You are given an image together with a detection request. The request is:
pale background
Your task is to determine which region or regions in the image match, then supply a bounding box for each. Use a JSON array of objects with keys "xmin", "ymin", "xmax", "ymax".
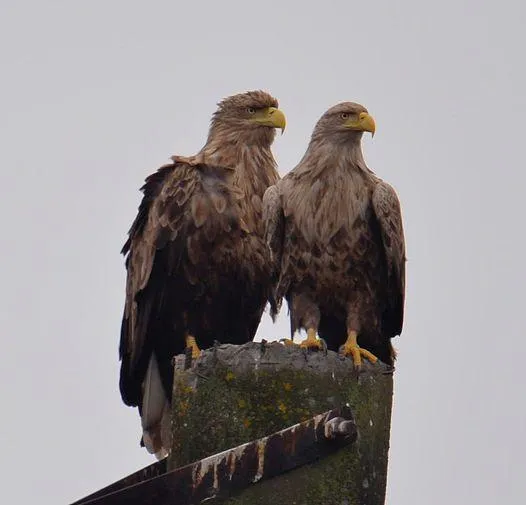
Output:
[{"xmin": 1, "ymin": 1, "xmax": 525, "ymax": 503}]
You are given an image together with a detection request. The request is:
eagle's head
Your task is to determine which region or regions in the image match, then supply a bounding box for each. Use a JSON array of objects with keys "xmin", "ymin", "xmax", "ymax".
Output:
[
  {"xmin": 208, "ymin": 90, "xmax": 286, "ymax": 147},
  {"xmin": 312, "ymin": 102, "xmax": 376, "ymax": 144}
]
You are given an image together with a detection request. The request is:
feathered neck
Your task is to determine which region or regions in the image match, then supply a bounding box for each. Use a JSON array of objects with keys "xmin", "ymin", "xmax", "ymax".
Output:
[
  {"xmin": 295, "ymin": 135, "xmax": 369, "ymax": 177},
  {"xmin": 198, "ymin": 123, "xmax": 276, "ymax": 169},
  {"xmin": 283, "ymin": 134, "xmax": 375, "ymax": 245},
  {"xmin": 195, "ymin": 125, "xmax": 279, "ymax": 233}
]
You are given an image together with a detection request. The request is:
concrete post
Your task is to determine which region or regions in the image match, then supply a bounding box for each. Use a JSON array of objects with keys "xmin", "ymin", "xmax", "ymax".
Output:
[{"xmin": 169, "ymin": 342, "xmax": 393, "ymax": 505}]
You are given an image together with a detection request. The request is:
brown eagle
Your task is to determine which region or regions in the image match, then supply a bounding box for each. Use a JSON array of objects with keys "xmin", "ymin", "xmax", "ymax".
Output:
[
  {"xmin": 263, "ymin": 102, "xmax": 405, "ymax": 367},
  {"xmin": 119, "ymin": 91, "xmax": 285, "ymax": 457}
]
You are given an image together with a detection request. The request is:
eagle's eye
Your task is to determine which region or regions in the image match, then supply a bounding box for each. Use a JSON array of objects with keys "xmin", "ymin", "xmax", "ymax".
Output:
[
  {"xmin": 247, "ymin": 107, "xmax": 256, "ymax": 115},
  {"xmin": 340, "ymin": 112, "xmax": 349, "ymax": 120}
]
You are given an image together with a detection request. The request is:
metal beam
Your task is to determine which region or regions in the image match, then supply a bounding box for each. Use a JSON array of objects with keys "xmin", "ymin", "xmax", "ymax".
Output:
[{"xmin": 72, "ymin": 406, "xmax": 356, "ymax": 505}]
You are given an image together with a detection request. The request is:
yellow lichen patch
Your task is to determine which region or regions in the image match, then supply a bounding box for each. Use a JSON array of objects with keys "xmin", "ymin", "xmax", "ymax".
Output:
[
  {"xmin": 243, "ymin": 418, "xmax": 251, "ymax": 428},
  {"xmin": 283, "ymin": 382, "xmax": 293, "ymax": 391},
  {"xmin": 179, "ymin": 399, "xmax": 190, "ymax": 415},
  {"xmin": 180, "ymin": 384, "xmax": 194, "ymax": 395},
  {"xmin": 278, "ymin": 402, "xmax": 287, "ymax": 413},
  {"xmin": 238, "ymin": 399, "xmax": 246, "ymax": 409},
  {"xmin": 225, "ymin": 371, "xmax": 235, "ymax": 382}
]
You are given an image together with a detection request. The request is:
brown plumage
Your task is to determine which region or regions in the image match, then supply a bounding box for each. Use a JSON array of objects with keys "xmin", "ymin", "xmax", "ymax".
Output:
[
  {"xmin": 119, "ymin": 91, "xmax": 285, "ymax": 457},
  {"xmin": 263, "ymin": 102, "xmax": 405, "ymax": 367}
]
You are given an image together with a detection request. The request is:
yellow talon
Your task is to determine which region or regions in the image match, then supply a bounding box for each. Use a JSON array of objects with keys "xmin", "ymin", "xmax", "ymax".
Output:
[
  {"xmin": 280, "ymin": 338, "xmax": 297, "ymax": 347},
  {"xmin": 340, "ymin": 331, "xmax": 378, "ymax": 367},
  {"xmin": 299, "ymin": 328, "xmax": 324, "ymax": 351},
  {"xmin": 185, "ymin": 335, "xmax": 201, "ymax": 359}
]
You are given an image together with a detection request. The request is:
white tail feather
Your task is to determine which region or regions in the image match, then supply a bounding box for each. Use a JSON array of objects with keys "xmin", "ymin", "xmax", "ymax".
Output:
[{"xmin": 141, "ymin": 354, "xmax": 170, "ymax": 457}]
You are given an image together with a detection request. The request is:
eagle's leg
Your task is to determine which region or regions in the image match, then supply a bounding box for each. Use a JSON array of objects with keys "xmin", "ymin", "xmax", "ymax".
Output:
[
  {"xmin": 340, "ymin": 330, "xmax": 378, "ymax": 367},
  {"xmin": 185, "ymin": 335, "xmax": 201, "ymax": 359},
  {"xmin": 288, "ymin": 294, "xmax": 324, "ymax": 350},
  {"xmin": 299, "ymin": 328, "xmax": 325, "ymax": 351}
]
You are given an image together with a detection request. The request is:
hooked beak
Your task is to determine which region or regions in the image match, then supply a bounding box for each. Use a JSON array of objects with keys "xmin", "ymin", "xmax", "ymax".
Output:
[
  {"xmin": 344, "ymin": 112, "xmax": 376, "ymax": 137},
  {"xmin": 251, "ymin": 106, "xmax": 286, "ymax": 134}
]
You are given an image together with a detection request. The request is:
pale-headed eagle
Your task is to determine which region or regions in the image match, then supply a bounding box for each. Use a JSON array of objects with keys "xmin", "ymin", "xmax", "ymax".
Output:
[
  {"xmin": 263, "ymin": 102, "xmax": 405, "ymax": 367},
  {"xmin": 119, "ymin": 91, "xmax": 286, "ymax": 457}
]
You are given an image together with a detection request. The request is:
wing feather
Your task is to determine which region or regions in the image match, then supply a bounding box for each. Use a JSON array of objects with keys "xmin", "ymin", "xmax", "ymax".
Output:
[
  {"xmin": 119, "ymin": 161, "xmax": 199, "ymax": 406},
  {"xmin": 191, "ymin": 193, "xmax": 209, "ymax": 228},
  {"xmin": 262, "ymin": 184, "xmax": 285, "ymax": 318},
  {"xmin": 371, "ymin": 181, "xmax": 406, "ymax": 337}
]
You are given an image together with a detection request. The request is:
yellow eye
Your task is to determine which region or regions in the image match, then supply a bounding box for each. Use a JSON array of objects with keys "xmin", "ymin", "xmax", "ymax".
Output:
[
  {"xmin": 341, "ymin": 112, "xmax": 349, "ymax": 120},
  {"xmin": 247, "ymin": 107, "xmax": 256, "ymax": 114}
]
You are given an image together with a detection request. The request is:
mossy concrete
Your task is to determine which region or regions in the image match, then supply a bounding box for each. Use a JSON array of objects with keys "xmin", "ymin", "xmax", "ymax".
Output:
[{"xmin": 169, "ymin": 342, "xmax": 393, "ymax": 505}]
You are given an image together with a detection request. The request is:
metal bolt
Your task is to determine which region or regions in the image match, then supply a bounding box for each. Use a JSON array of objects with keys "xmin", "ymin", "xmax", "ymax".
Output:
[{"xmin": 324, "ymin": 417, "xmax": 355, "ymax": 439}]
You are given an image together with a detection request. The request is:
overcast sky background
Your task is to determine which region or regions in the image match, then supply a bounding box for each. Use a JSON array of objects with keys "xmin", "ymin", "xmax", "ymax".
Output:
[{"xmin": 1, "ymin": 1, "xmax": 525, "ymax": 503}]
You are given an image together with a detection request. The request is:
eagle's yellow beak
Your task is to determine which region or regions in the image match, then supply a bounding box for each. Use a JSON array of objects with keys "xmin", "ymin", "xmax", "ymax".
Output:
[
  {"xmin": 251, "ymin": 107, "xmax": 286, "ymax": 133},
  {"xmin": 344, "ymin": 112, "xmax": 376, "ymax": 137}
]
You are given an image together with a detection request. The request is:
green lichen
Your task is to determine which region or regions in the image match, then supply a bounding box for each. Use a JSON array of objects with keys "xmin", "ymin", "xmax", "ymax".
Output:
[
  {"xmin": 220, "ymin": 372, "xmax": 392, "ymax": 505},
  {"xmin": 169, "ymin": 345, "xmax": 393, "ymax": 505}
]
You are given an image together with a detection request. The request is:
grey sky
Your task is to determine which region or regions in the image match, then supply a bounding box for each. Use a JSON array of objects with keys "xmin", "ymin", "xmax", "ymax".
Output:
[{"xmin": 1, "ymin": 1, "xmax": 525, "ymax": 503}]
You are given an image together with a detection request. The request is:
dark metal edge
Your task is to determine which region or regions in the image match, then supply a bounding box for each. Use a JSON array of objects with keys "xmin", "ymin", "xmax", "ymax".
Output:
[{"xmin": 72, "ymin": 406, "xmax": 356, "ymax": 505}]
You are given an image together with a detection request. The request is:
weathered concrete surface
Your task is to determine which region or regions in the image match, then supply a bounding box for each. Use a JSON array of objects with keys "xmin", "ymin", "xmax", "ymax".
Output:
[{"xmin": 169, "ymin": 341, "xmax": 393, "ymax": 505}]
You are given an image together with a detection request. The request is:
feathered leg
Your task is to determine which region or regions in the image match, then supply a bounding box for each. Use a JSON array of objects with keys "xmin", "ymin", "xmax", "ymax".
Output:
[
  {"xmin": 291, "ymin": 293, "xmax": 326, "ymax": 351},
  {"xmin": 340, "ymin": 303, "xmax": 378, "ymax": 366}
]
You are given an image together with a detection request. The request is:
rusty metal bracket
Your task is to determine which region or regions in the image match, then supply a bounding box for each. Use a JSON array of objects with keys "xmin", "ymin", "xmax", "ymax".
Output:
[{"xmin": 72, "ymin": 406, "xmax": 356, "ymax": 505}]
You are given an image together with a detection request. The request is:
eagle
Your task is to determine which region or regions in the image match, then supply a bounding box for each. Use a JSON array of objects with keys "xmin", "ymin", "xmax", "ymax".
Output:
[
  {"xmin": 263, "ymin": 102, "xmax": 405, "ymax": 367},
  {"xmin": 119, "ymin": 90, "xmax": 286, "ymax": 457}
]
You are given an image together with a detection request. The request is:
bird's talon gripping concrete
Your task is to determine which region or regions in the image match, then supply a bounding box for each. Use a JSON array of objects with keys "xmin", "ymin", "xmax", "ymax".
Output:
[
  {"xmin": 299, "ymin": 328, "xmax": 325, "ymax": 351},
  {"xmin": 340, "ymin": 331, "xmax": 378, "ymax": 367}
]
